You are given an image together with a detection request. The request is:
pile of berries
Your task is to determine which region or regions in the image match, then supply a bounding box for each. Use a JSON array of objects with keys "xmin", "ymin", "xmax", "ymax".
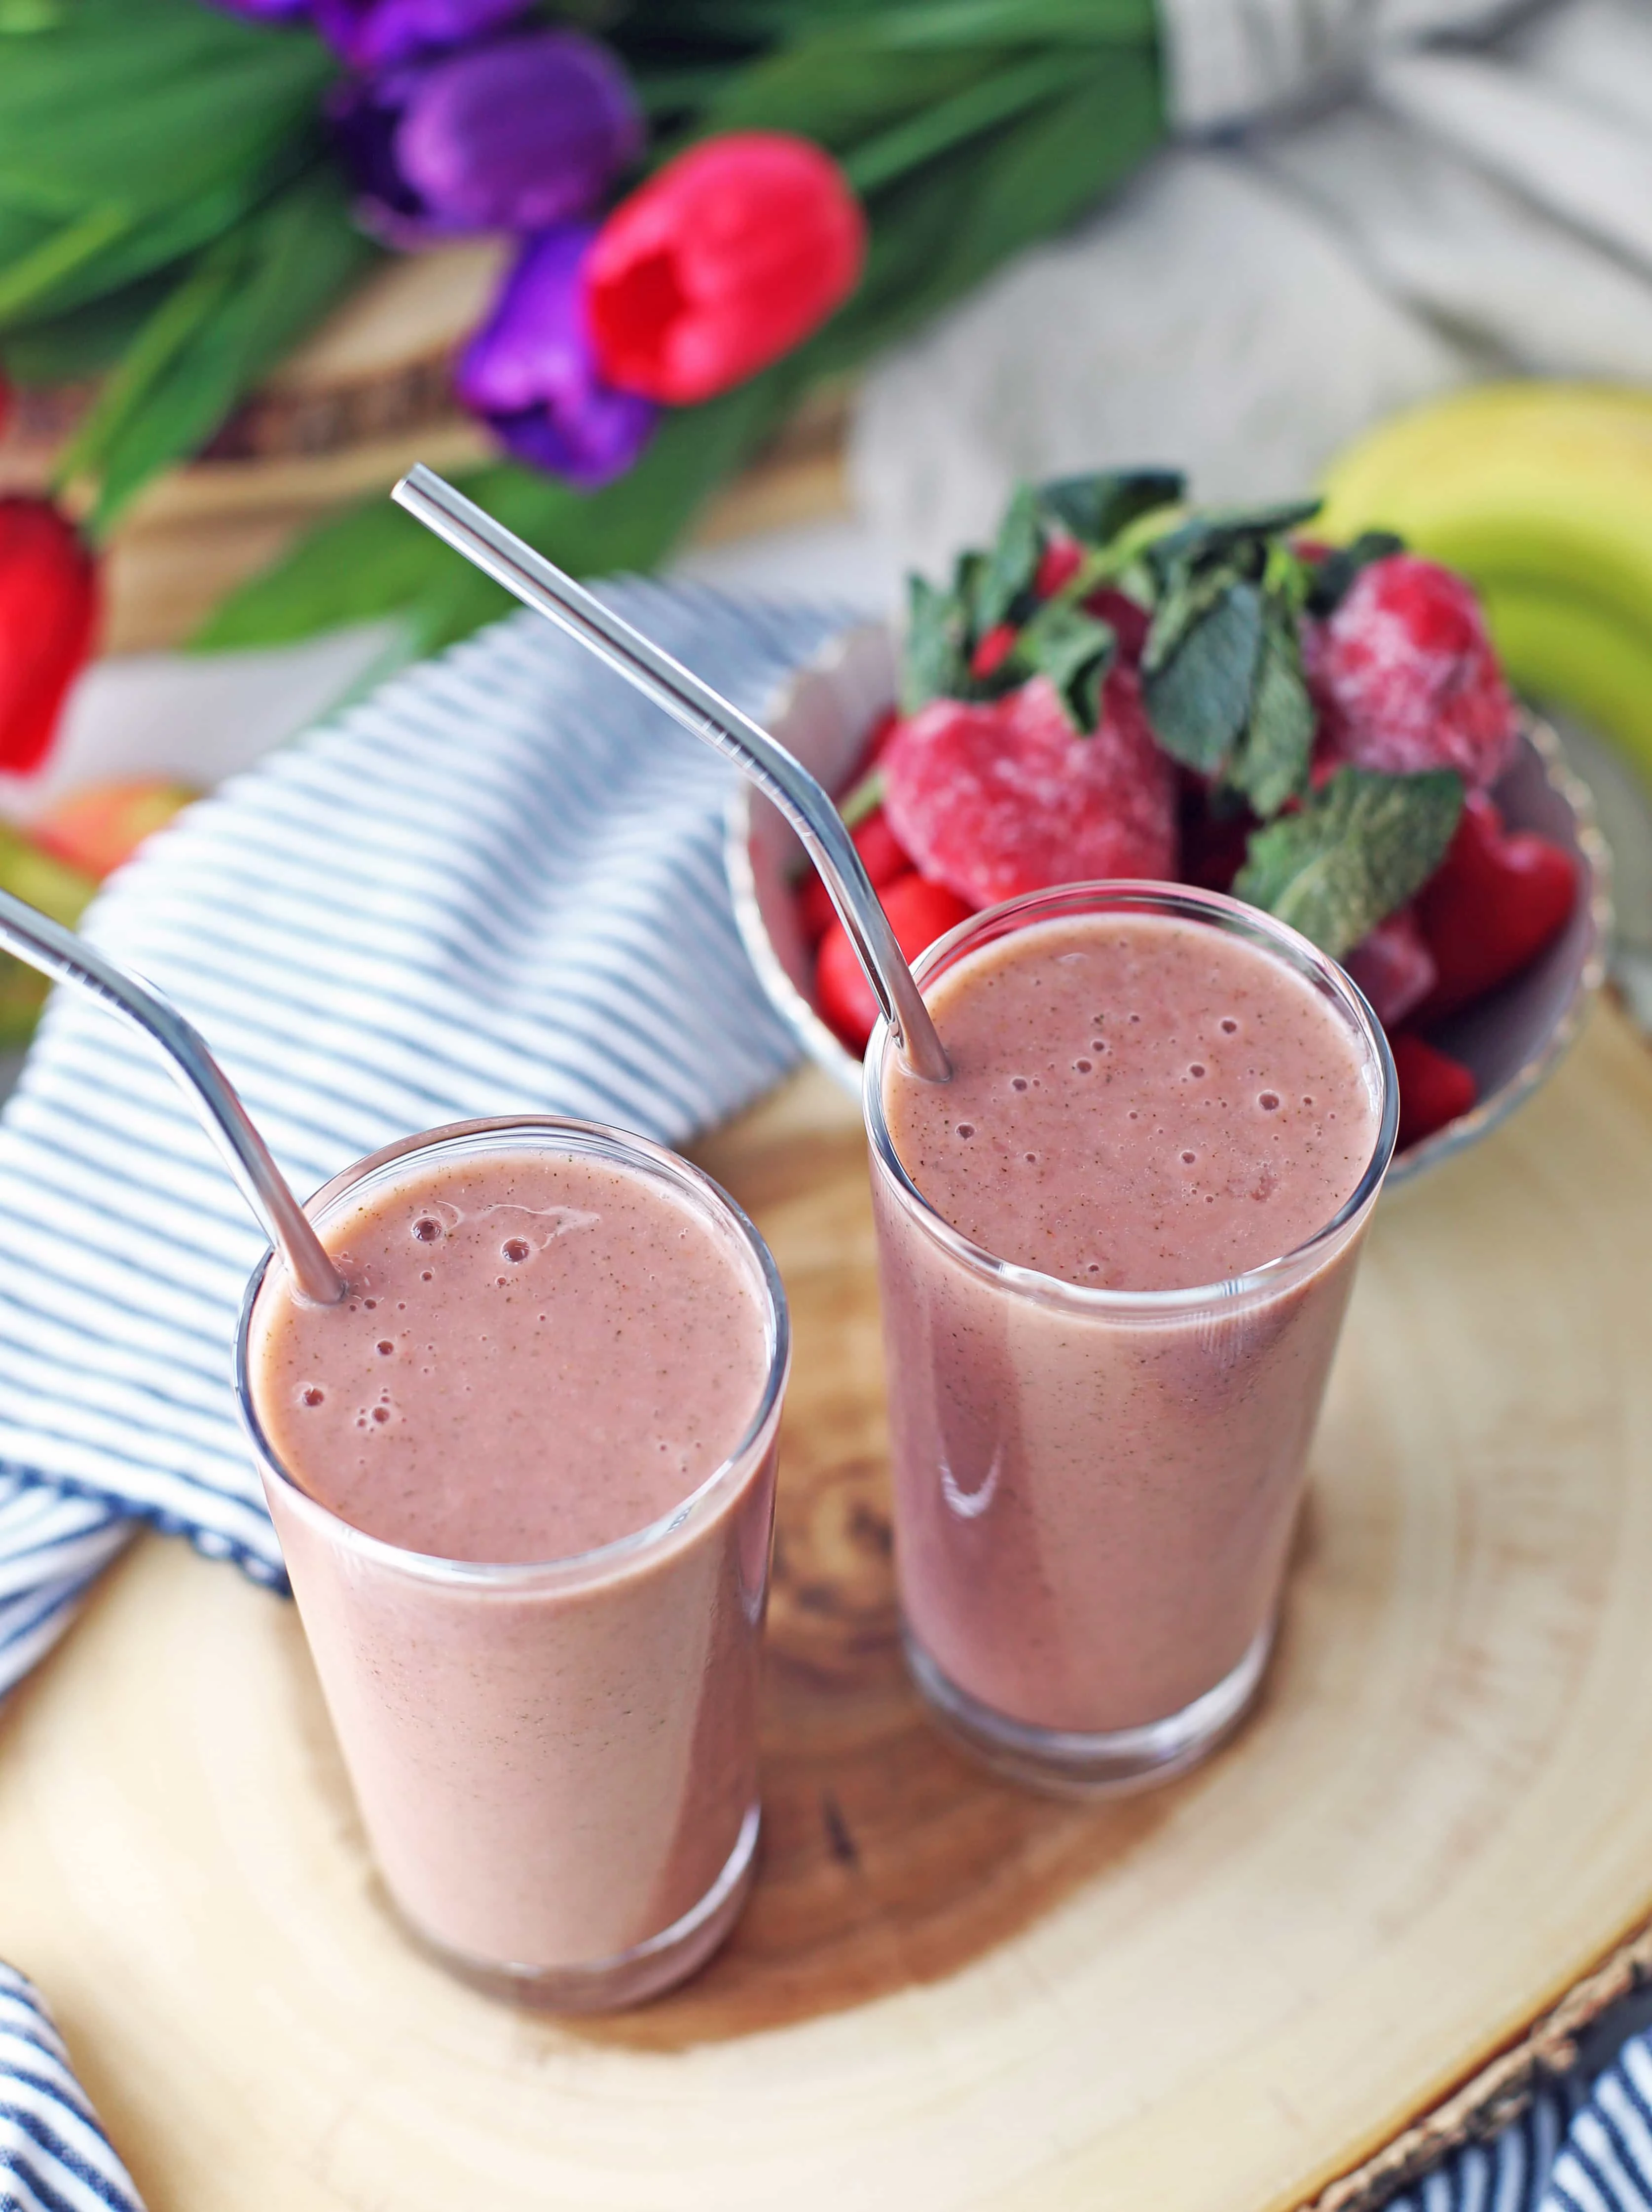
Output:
[{"xmin": 795, "ymin": 479, "xmax": 1580, "ymax": 1154}]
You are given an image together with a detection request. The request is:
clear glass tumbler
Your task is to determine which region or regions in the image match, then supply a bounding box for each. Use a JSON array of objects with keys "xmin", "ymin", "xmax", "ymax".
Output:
[
  {"xmin": 235, "ymin": 1116, "xmax": 788, "ymax": 2010},
  {"xmin": 864, "ymin": 884, "xmax": 1397, "ymax": 1797}
]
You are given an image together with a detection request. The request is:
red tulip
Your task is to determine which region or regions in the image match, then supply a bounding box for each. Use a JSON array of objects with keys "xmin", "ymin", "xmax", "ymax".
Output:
[
  {"xmin": 585, "ymin": 131, "xmax": 865, "ymax": 405},
  {"xmin": 0, "ymin": 498, "xmax": 99, "ymax": 777}
]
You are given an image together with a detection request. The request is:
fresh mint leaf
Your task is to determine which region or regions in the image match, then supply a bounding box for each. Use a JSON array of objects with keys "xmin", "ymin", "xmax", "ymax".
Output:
[
  {"xmin": 1305, "ymin": 530, "xmax": 1406, "ymax": 617},
  {"xmin": 1036, "ymin": 468, "xmax": 1182, "ymax": 549},
  {"xmin": 972, "ymin": 481, "xmax": 1040, "ymax": 631},
  {"xmin": 1234, "ymin": 767, "xmax": 1464, "ymax": 960},
  {"xmin": 903, "ymin": 572, "xmax": 969, "ymax": 709},
  {"xmin": 1142, "ymin": 578, "xmax": 1262, "ymax": 773},
  {"xmin": 1145, "ymin": 498, "xmax": 1322, "ymax": 582},
  {"xmin": 1228, "ymin": 596, "xmax": 1313, "ymax": 816},
  {"xmin": 1142, "ymin": 555, "xmax": 1240, "ymax": 672},
  {"xmin": 1012, "ymin": 599, "xmax": 1116, "ymax": 731}
]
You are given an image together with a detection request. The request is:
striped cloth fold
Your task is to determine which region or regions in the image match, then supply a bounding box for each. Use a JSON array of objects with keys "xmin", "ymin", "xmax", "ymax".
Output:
[
  {"xmin": 0, "ymin": 580, "xmax": 844, "ymax": 1697},
  {"xmin": 1381, "ymin": 2033, "xmax": 1652, "ymax": 2212},
  {"xmin": 1, "ymin": 1965, "xmax": 145, "ymax": 2211}
]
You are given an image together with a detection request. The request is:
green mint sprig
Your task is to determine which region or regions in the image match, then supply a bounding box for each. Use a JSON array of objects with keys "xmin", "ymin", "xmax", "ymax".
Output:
[
  {"xmin": 1138, "ymin": 499, "xmax": 1322, "ymax": 805},
  {"xmin": 898, "ymin": 466, "xmax": 1186, "ymax": 725},
  {"xmin": 1234, "ymin": 768, "xmax": 1465, "ymax": 961}
]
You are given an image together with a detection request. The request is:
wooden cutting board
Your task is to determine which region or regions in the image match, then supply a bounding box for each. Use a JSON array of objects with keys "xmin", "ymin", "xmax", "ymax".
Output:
[{"xmin": 3, "ymin": 1001, "xmax": 1652, "ymax": 2211}]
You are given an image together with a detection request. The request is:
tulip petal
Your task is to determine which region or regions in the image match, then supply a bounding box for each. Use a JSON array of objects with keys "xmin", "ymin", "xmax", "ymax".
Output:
[
  {"xmin": 457, "ymin": 229, "xmax": 658, "ymax": 489},
  {"xmin": 329, "ymin": 70, "xmax": 441, "ymax": 242},
  {"xmin": 396, "ymin": 32, "xmax": 641, "ymax": 233},
  {"xmin": 207, "ymin": 0, "xmax": 314, "ymax": 19},
  {"xmin": 587, "ymin": 131, "xmax": 865, "ymax": 405},
  {"xmin": 312, "ymin": 0, "xmax": 531, "ymax": 70},
  {"xmin": 481, "ymin": 394, "xmax": 657, "ymax": 490}
]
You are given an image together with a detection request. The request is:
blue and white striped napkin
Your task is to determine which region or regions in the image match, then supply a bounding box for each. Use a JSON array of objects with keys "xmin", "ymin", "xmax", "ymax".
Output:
[
  {"xmin": 1, "ymin": 1966, "xmax": 144, "ymax": 2211},
  {"xmin": 0, "ymin": 579, "xmax": 843, "ymax": 1697}
]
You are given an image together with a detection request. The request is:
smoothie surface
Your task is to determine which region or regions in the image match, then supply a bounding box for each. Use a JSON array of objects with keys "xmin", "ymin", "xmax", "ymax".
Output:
[
  {"xmin": 251, "ymin": 1147, "xmax": 770, "ymax": 1561},
  {"xmin": 883, "ymin": 911, "xmax": 1380, "ymax": 1292}
]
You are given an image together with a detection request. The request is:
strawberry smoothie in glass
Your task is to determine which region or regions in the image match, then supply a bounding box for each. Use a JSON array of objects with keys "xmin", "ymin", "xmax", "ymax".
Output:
[
  {"xmin": 236, "ymin": 1116, "xmax": 787, "ymax": 2009},
  {"xmin": 866, "ymin": 884, "xmax": 1396, "ymax": 1795}
]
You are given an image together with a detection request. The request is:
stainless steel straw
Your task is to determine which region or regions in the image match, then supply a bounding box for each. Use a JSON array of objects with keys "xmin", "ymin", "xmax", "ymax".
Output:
[
  {"xmin": 0, "ymin": 888, "xmax": 347, "ymax": 1305},
  {"xmin": 392, "ymin": 463, "xmax": 952, "ymax": 1084}
]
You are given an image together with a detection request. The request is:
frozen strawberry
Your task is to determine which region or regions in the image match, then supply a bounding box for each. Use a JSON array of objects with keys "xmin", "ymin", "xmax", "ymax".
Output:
[
  {"xmin": 881, "ymin": 670, "xmax": 1177, "ymax": 912},
  {"xmin": 1034, "ymin": 537, "xmax": 1083, "ymax": 598},
  {"xmin": 797, "ymin": 806, "xmax": 912, "ymax": 944},
  {"xmin": 1304, "ymin": 553, "xmax": 1517, "ymax": 789},
  {"xmin": 969, "ymin": 622, "xmax": 1018, "ymax": 680},
  {"xmin": 1343, "ymin": 908, "xmax": 1437, "ymax": 1031},
  {"xmin": 1391, "ymin": 1031, "xmax": 1477, "ymax": 1151},
  {"xmin": 815, "ymin": 873, "xmax": 972, "ymax": 1053},
  {"xmin": 1415, "ymin": 789, "xmax": 1577, "ymax": 1019}
]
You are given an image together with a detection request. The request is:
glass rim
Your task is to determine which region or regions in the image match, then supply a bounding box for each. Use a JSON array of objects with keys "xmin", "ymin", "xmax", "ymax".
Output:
[
  {"xmin": 234, "ymin": 1114, "xmax": 790, "ymax": 1589},
  {"xmin": 863, "ymin": 880, "xmax": 1399, "ymax": 1315}
]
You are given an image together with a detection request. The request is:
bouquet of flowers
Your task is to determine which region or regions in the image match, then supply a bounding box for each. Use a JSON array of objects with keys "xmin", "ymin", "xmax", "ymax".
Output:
[{"xmin": 0, "ymin": 0, "xmax": 1165, "ymax": 772}]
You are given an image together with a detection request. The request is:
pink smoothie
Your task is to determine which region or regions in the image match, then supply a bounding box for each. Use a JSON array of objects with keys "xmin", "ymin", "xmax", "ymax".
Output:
[
  {"xmin": 872, "ymin": 907, "xmax": 1384, "ymax": 1742},
  {"xmin": 246, "ymin": 1129, "xmax": 781, "ymax": 1985}
]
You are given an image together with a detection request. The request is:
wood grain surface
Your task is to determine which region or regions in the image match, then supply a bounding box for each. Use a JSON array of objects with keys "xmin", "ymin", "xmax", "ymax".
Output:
[{"xmin": 2, "ymin": 1003, "xmax": 1652, "ymax": 2210}]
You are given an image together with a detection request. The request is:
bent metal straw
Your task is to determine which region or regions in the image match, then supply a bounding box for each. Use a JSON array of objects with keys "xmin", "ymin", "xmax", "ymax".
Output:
[
  {"xmin": 392, "ymin": 463, "xmax": 952, "ymax": 1086},
  {"xmin": 0, "ymin": 886, "xmax": 347, "ymax": 1307}
]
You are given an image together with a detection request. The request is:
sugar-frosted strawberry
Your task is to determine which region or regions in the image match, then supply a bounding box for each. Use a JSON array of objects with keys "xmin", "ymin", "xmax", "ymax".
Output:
[
  {"xmin": 882, "ymin": 669, "xmax": 1177, "ymax": 910},
  {"xmin": 1391, "ymin": 1031, "xmax": 1477, "ymax": 1151},
  {"xmin": 1342, "ymin": 907, "xmax": 1437, "ymax": 1030},
  {"xmin": 1304, "ymin": 553, "xmax": 1517, "ymax": 789}
]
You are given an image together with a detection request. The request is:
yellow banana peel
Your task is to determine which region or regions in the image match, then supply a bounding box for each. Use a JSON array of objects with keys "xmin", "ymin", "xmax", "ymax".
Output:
[
  {"xmin": 1318, "ymin": 381, "xmax": 1652, "ymax": 790},
  {"xmin": 1479, "ymin": 581, "xmax": 1652, "ymax": 792}
]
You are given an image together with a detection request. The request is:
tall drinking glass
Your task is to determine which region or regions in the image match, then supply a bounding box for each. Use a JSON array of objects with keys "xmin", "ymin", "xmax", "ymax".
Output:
[
  {"xmin": 236, "ymin": 1116, "xmax": 787, "ymax": 2010},
  {"xmin": 864, "ymin": 884, "xmax": 1397, "ymax": 1797}
]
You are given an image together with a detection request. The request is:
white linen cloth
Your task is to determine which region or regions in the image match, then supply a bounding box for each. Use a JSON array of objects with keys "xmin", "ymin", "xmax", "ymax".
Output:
[{"xmin": 852, "ymin": 0, "xmax": 1652, "ymax": 574}]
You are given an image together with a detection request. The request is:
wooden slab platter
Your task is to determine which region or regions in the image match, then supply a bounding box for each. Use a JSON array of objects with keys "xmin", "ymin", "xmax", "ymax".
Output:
[{"xmin": 2, "ymin": 1000, "xmax": 1652, "ymax": 2210}]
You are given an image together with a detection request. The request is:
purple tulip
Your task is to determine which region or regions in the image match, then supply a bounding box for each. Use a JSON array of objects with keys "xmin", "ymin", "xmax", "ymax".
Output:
[
  {"xmin": 312, "ymin": 0, "xmax": 531, "ymax": 70},
  {"xmin": 208, "ymin": 0, "xmax": 314, "ymax": 19},
  {"xmin": 401, "ymin": 33, "xmax": 642, "ymax": 230},
  {"xmin": 456, "ymin": 227, "xmax": 657, "ymax": 489},
  {"xmin": 328, "ymin": 67, "xmax": 439, "ymax": 242},
  {"xmin": 332, "ymin": 31, "xmax": 640, "ymax": 245}
]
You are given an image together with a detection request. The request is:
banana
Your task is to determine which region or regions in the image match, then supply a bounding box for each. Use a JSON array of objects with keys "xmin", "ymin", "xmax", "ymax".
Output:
[
  {"xmin": 1479, "ymin": 580, "xmax": 1652, "ymax": 791},
  {"xmin": 1318, "ymin": 383, "xmax": 1652, "ymax": 536},
  {"xmin": 1317, "ymin": 382, "xmax": 1652, "ymax": 788}
]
